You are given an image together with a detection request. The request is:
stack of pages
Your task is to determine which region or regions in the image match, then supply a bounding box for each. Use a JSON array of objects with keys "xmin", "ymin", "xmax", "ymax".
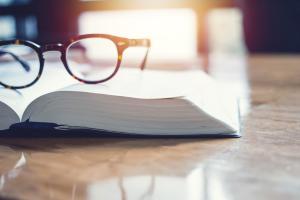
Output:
[{"xmin": 0, "ymin": 68, "xmax": 240, "ymax": 136}]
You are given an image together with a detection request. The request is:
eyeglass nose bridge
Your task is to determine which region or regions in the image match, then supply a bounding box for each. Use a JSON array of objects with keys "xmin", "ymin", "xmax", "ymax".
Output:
[{"xmin": 41, "ymin": 43, "xmax": 64, "ymax": 53}]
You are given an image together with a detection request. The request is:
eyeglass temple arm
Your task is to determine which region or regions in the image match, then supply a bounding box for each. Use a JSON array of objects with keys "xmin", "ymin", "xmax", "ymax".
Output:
[
  {"xmin": 128, "ymin": 39, "xmax": 151, "ymax": 70},
  {"xmin": 0, "ymin": 50, "xmax": 31, "ymax": 72}
]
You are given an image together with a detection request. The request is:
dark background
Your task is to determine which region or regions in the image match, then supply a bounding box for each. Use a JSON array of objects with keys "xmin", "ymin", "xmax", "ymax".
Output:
[{"xmin": 1, "ymin": 0, "xmax": 300, "ymax": 53}]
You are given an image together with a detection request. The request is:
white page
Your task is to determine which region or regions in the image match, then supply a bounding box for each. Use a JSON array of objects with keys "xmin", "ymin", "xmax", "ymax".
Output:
[
  {"xmin": 20, "ymin": 67, "xmax": 239, "ymax": 135},
  {"xmin": 1, "ymin": 63, "xmax": 238, "ymax": 132},
  {"xmin": 60, "ymin": 68, "xmax": 239, "ymax": 129},
  {"xmin": 0, "ymin": 61, "xmax": 77, "ymax": 118},
  {"xmin": 61, "ymin": 68, "xmax": 213, "ymax": 99}
]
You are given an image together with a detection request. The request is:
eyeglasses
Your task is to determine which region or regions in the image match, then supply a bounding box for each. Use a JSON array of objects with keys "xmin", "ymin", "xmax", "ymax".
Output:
[{"xmin": 0, "ymin": 34, "xmax": 151, "ymax": 89}]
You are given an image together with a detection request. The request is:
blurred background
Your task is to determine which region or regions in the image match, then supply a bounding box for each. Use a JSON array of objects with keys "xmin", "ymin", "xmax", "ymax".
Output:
[{"xmin": 1, "ymin": 0, "xmax": 300, "ymax": 65}]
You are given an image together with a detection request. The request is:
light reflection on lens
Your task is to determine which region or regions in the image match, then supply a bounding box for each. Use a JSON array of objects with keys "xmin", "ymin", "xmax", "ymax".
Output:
[
  {"xmin": 0, "ymin": 44, "xmax": 40, "ymax": 87},
  {"xmin": 66, "ymin": 38, "xmax": 119, "ymax": 82}
]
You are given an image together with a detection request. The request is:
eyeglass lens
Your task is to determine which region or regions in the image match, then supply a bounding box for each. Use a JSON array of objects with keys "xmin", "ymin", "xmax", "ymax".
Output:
[
  {"xmin": 66, "ymin": 37, "xmax": 119, "ymax": 82},
  {"xmin": 0, "ymin": 44, "xmax": 40, "ymax": 88}
]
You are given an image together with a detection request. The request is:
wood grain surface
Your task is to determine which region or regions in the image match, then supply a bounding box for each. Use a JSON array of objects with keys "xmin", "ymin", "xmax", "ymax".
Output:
[{"xmin": 0, "ymin": 54, "xmax": 299, "ymax": 200}]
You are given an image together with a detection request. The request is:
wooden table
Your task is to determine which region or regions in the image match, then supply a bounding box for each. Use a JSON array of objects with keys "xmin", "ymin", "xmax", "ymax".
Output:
[{"xmin": 0, "ymin": 55, "xmax": 299, "ymax": 200}]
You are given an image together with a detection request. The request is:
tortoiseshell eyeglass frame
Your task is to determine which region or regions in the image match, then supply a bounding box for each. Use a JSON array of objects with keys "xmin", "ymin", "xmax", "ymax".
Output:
[{"xmin": 0, "ymin": 34, "xmax": 151, "ymax": 89}]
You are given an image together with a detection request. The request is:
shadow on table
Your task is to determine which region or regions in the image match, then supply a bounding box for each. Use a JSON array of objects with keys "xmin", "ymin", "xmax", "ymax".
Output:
[
  {"xmin": 0, "ymin": 126, "xmax": 239, "ymax": 139},
  {"xmin": 0, "ymin": 127, "xmax": 238, "ymax": 152}
]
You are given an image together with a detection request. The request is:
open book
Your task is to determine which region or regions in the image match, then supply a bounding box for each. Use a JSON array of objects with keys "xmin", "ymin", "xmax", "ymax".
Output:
[{"xmin": 0, "ymin": 68, "xmax": 240, "ymax": 136}]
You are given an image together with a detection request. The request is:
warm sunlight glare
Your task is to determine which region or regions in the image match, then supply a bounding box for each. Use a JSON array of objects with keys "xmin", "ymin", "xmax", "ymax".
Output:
[{"xmin": 79, "ymin": 9, "xmax": 197, "ymax": 63}]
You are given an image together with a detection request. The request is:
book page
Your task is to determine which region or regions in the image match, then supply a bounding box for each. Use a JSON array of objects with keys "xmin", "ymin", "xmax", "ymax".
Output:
[
  {"xmin": 0, "ymin": 61, "xmax": 77, "ymax": 118},
  {"xmin": 60, "ymin": 68, "xmax": 212, "ymax": 99},
  {"xmin": 21, "ymin": 67, "xmax": 239, "ymax": 135},
  {"xmin": 185, "ymin": 75, "xmax": 239, "ymax": 131},
  {"xmin": 0, "ymin": 100, "xmax": 20, "ymax": 129}
]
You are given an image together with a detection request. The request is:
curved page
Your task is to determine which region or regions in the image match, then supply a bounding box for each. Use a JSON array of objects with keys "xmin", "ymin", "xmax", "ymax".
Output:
[{"xmin": 0, "ymin": 101, "xmax": 19, "ymax": 131}]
